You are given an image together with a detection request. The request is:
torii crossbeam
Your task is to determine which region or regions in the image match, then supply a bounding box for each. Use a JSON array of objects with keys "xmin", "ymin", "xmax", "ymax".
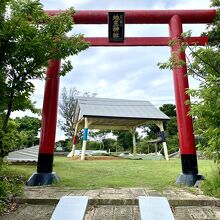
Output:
[{"xmin": 26, "ymin": 9, "xmax": 216, "ymax": 186}]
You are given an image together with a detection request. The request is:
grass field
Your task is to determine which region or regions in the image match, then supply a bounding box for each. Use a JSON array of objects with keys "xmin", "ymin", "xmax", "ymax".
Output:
[{"xmin": 8, "ymin": 157, "xmax": 214, "ymax": 190}]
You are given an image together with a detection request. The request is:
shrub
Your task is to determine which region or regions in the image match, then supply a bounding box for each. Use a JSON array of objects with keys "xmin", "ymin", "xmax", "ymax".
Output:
[
  {"xmin": 0, "ymin": 166, "xmax": 25, "ymax": 214},
  {"xmin": 137, "ymin": 138, "xmax": 156, "ymax": 154},
  {"xmin": 86, "ymin": 140, "xmax": 101, "ymax": 150},
  {"xmin": 201, "ymin": 166, "xmax": 220, "ymax": 198}
]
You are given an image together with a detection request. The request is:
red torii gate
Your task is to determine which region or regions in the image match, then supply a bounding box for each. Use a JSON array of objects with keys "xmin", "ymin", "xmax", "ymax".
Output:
[{"xmin": 26, "ymin": 9, "xmax": 216, "ymax": 186}]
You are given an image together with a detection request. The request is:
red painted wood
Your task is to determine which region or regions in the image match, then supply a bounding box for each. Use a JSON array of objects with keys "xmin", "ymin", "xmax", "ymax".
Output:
[
  {"xmin": 84, "ymin": 36, "xmax": 208, "ymax": 46},
  {"xmin": 39, "ymin": 60, "xmax": 60, "ymax": 154},
  {"xmin": 169, "ymin": 15, "xmax": 196, "ymax": 155},
  {"xmin": 73, "ymin": 135, "xmax": 77, "ymax": 145},
  {"xmin": 45, "ymin": 10, "xmax": 216, "ymax": 24}
]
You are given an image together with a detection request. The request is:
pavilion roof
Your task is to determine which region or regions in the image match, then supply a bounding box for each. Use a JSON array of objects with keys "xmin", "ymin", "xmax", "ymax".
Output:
[{"xmin": 75, "ymin": 97, "xmax": 169, "ymax": 130}]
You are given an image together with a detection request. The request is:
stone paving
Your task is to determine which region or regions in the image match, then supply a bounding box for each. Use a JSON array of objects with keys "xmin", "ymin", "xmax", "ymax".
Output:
[
  {"xmin": 84, "ymin": 205, "xmax": 140, "ymax": 220},
  {"xmin": 174, "ymin": 206, "xmax": 220, "ymax": 220},
  {"xmin": 1, "ymin": 204, "xmax": 55, "ymax": 220},
  {"xmin": 21, "ymin": 186, "xmax": 219, "ymax": 201},
  {"xmin": 1, "ymin": 186, "xmax": 220, "ymax": 219},
  {"xmin": 2, "ymin": 204, "xmax": 220, "ymax": 220}
]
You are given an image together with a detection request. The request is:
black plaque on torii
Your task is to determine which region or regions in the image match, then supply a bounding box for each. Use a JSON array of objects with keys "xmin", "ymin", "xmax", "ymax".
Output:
[{"xmin": 108, "ymin": 12, "xmax": 125, "ymax": 42}]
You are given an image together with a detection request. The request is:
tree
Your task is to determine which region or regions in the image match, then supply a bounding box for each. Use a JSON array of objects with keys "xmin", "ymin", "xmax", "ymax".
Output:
[
  {"xmin": 112, "ymin": 130, "xmax": 139, "ymax": 151},
  {"xmin": 187, "ymin": 48, "xmax": 220, "ymax": 162},
  {"xmin": 141, "ymin": 123, "xmax": 160, "ymax": 139},
  {"xmin": 159, "ymin": 104, "xmax": 178, "ymax": 136},
  {"xmin": 158, "ymin": 0, "xmax": 220, "ymax": 163},
  {"xmin": 166, "ymin": 117, "xmax": 178, "ymax": 136},
  {"xmin": 92, "ymin": 130, "xmax": 110, "ymax": 148},
  {"xmin": 186, "ymin": 1, "xmax": 220, "ymax": 163},
  {"xmin": 159, "ymin": 104, "xmax": 176, "ymax": 118},
  {"xmin": 0, "ymin": 119, "xmax": 20, "ymax": 158},
  {"xmin": 0, "ymin": 0, "xmax": 89, "ymax": 133},
  {"xmin": 0, "ymin": 0, "xmax": 89, "ymax": 158},
  {"xmin": 15, "ymin": 116, "xmax": 41, "ymax": 135},
  {"xmin": 138, "ymin": 104, "xmax": 178, "ymax": 155},
  {"xmin": 0, "ymin": 116, "xmax": 41, "ymax": 157},
  {"xmin": 139, "ymin": 104, "xmax": 177, "ymax": 139},
  {"xmin": 59, "ymin": 87, "xmax": 96, "ymax": 138},
  {"xmin": 14, "ymin": 116, "xmax": 41, "ymax": 147},
  {"xmin": 59, "ymin": 88, "xmax": 80, "ymax": 138}
]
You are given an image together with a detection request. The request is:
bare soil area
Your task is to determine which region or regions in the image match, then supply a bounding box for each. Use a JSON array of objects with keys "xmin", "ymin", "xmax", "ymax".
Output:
[{"xmin": 71, "ymin": 156, "xmax": 123, "ymax": 160}]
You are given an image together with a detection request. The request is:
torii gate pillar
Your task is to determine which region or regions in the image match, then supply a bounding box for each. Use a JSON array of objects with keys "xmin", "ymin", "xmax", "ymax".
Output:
[
  {"xmin": 169, "ymin": 15, "xmax": 203, "ymax": 185},
  {"xmin": 26, "ymin": 60, "xmax": 61, "ymax": 186}
]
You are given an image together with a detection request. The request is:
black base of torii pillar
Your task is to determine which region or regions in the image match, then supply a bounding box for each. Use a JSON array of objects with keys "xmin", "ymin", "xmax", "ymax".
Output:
[{"xmin": 26, "ymin": 172, "xmax": 60, "ymax": 186}]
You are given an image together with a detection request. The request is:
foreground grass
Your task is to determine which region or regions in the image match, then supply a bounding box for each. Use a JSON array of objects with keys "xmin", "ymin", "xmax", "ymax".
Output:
[{"xmin": 8, "ymin": 157, "xmax": 213, "ymax": 190}]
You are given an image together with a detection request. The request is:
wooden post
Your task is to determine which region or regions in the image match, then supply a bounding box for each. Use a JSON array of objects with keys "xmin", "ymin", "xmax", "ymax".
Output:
[
  {"xmin": 130, "ymin": 127, "xmax": 137, "ymax": 155},
  {"xmin": 67, "ymin": 122, "xmax": 79, "ymax": 158},
  {"xmin": 155, "ymin": 121, "xmax": 169, "ymax": 161},
  {"xmin": 81, "ymin": 118, "xmax": 88, "ymax": 160}
]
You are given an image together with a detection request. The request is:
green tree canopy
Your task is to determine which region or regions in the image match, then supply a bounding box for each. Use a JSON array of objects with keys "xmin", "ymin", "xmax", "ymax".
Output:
[
  {"xmin": 14, "ymin": 116, "xmax": 41, "ymax": 147},
  {"xmin": 14, "ymin": 116, "xmax": 41, "ymax": 135},
  {"xmin": 0, "ymin": 0, "xmax": 89, "ymax": 158},
  {"xmin": 159, "ymin": 104, "xmax": 176, "ymax": 117},
  {"xmin": 0, "ymin": 116, "xmax": 41, "ymax": 157},
  {"xmin": 159, "ymin": 104, "xmax": 178, "ymax": 136},
  {"xmin": 112, "ymin": 130, "xmax": 139, "ymax": 152},
  {"xmin": 185, "ymin": 1, "xmax": 220, "ymax": 162},
  {"xmin": 0, "ymin": 0, "xmax": 89, "ymax": 132},
  {"xmin": 158, "ymin": 0, "xmax": 220, "ymax": 163}
]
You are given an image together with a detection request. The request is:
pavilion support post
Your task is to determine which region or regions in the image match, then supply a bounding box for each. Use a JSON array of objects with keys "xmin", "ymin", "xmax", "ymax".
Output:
[
  {"xmin": 155, "ymin": 121, "xmax": 169, "ymax": 161},
  {"xmin": 169, "ymin": 15, "xmax": 203, "ymax": 186},
  {"xmin": 81, "ymin": 118, "xmax": 88, "ymax": 160},
  {"xmin": 26, "ymin": 60, "xmax": 61, "ymax": 186},
  {"xmin": 67, "ymin": 122, "xmax": 79, "ymax": 158},
  {"xmin": 131, "ymin": 127, "xmax": 137, "ymax": 155}
]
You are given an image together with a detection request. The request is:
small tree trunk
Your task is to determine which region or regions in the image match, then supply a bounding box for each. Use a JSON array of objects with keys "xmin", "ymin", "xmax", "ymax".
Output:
[
  {"xmin": 2, "ymin": 89, "xmax": 14, "ymax": 132},
  {"xmin": 2, "ymin": 100, "xmax": 13, "ymax": 133}
]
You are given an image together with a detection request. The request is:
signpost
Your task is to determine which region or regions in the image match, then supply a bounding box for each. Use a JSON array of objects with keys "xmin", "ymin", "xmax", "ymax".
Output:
[{"xmin": 108, "ymin": 12, "xmax": 125, "ymax": 42}]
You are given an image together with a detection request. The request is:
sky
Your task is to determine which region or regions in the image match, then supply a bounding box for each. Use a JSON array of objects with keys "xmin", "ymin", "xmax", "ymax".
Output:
[{"xmin": 11, "ymin": 0, "xmax": 212, "ymax": 141}]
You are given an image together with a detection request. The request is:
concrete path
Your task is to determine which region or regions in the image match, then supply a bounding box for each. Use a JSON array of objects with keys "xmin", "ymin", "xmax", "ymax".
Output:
[{"xmin": 1, "ymin": 187, "xmax": 220, "ymax": 219}]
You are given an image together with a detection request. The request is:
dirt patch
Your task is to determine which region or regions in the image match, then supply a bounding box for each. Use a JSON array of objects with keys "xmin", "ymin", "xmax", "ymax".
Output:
[{"xmin": 71, "ymin": 156, "xmax": 124, "ymax": 161}]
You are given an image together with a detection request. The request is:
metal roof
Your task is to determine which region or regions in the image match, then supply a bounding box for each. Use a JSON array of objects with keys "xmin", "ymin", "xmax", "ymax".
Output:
[
  {"xmin": 6, "ymin": 145, "xmax": 39, "ymax": 162},
  {"xmin": 77, "ymin": 97, "xmax": 170, "ymax": 120},
  {"xmin": 76, "ymin": 97, "xmax": 170, "ymax": 130}
]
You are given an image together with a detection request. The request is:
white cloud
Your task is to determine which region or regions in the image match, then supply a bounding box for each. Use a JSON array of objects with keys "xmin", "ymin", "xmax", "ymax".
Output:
[{"xmin": 41, "ymin": 0, "xmax": 210, "ymax": 10}]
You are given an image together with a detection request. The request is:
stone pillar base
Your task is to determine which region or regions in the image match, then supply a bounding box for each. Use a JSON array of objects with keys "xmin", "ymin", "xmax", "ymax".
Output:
[
  {"xmin": 26, "ymin": 172, "xmax": 60, "ymax": 186},
  {"xmin": 176, "ymin": 173, "xmax": 204, "ymax": 186}
]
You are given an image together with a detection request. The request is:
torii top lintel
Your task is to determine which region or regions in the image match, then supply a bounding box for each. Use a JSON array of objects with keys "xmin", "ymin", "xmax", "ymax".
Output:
[
  {"xmin": 45, "ymin": 10, "xmax": 216, "ymax": 46},
  {"xmin": 46, "ymin": 10, "xmax": 216, "ymax": 24}
]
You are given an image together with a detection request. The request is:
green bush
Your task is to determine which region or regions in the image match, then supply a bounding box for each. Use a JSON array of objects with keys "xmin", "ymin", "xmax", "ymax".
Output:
[
  {"xmin": 201, "ymin": 166, "xmax": 220, "ymax": 198},
  {"xmin": 86, "ymin": 140, "xmax": 101, "ymax": 150},
  {"xmin": 137, "ymin": 138, "xmax": 156, "ymax": 154},
  {"xmin": 0, "ymin": 166, "xmax": 25, "ymax": 214}
]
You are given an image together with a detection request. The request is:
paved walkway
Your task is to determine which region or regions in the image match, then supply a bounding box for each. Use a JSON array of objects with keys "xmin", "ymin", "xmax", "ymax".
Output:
[{"xmin": 1, "ymin": 186, "xmax": 220, "ymax": 219}]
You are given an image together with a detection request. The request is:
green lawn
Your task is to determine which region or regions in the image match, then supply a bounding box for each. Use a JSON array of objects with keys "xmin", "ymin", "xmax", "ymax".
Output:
[{"xmin": 8, "ymin": 157, "xmax": 214, "ymax": 190}]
